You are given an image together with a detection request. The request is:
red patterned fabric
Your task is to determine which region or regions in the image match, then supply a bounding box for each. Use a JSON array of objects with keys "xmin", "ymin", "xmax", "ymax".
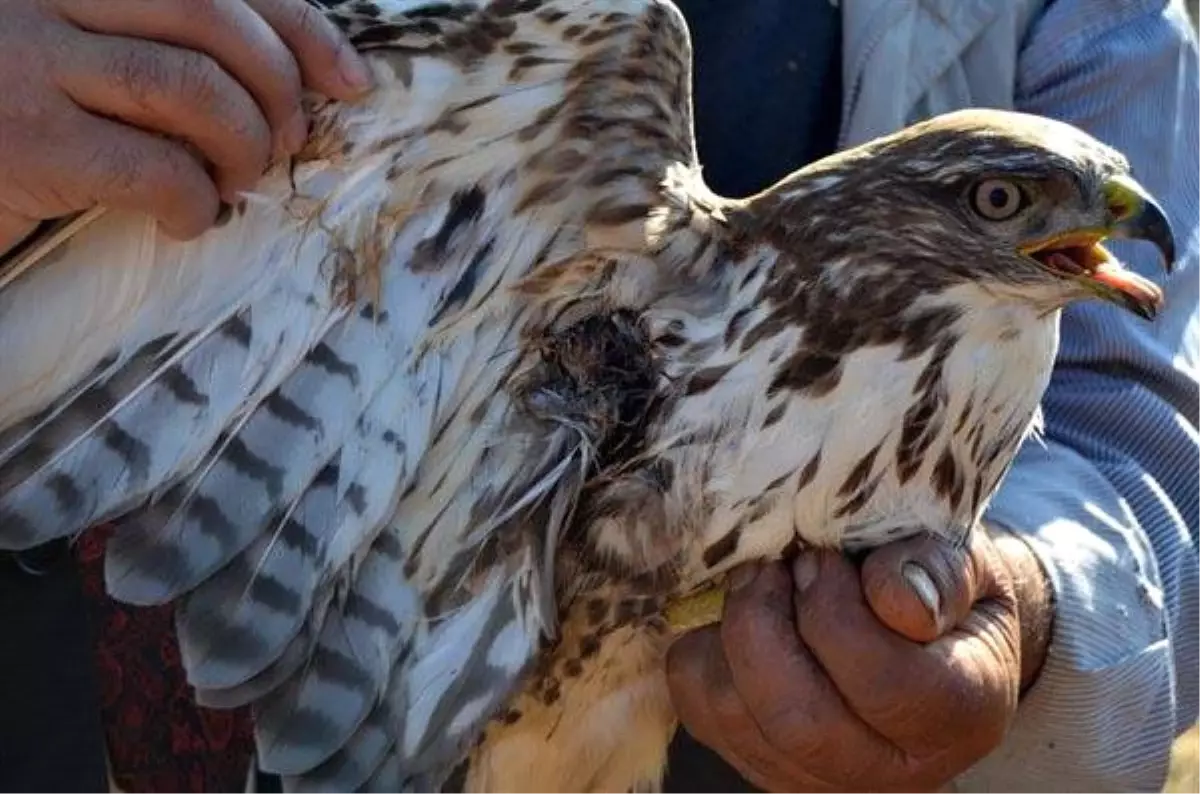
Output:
[{"xmin": 75, "ymin": 524, "xmax": 257, "ymax": 793}]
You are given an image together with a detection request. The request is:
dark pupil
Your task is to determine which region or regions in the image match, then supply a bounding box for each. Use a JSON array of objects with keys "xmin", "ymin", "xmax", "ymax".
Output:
[{"xmin": 987, "ymin": 187, "xmax": 1011, "ymax": 209}]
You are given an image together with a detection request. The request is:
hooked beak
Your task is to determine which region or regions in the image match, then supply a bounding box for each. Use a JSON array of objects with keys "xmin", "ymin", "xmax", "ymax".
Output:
[
  {"xmin": 1019, "ymin": 174, "xmax": 1176, "ymax": 321},
  {"xmin": 1103, "ymin": 174, "xmax": 1177, "ymax": 271}
]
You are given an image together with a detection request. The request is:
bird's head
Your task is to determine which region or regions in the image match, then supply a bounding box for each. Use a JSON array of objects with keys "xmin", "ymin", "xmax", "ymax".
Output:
[{"xmin": 748, "ymin": 108, "xmax": 1175, "ymax": 320}]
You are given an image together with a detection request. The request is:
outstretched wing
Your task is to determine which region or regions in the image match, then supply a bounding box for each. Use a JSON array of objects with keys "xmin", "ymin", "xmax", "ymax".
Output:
[{"xmin": 0, "ymin": 0, "xmax": 698, "ymax": 790}]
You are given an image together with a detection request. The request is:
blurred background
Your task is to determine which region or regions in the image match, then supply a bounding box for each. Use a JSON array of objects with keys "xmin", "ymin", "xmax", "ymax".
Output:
[
  {"xmin": 1168, "ymin": 8, "xmax": 1197, "ymax": 793},
  {"xmin": 1166, "ymin": 4, "xmax": 1195, "ymax": 791},
  {"xmin": 1167, "ymin": 723, "xmax": 1197, "ymax": 793}
]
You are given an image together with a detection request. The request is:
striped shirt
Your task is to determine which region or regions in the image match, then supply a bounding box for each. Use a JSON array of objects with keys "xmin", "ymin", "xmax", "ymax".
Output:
[{"xmin": 953, "ymin": 1, "xmax": 1199, "ymax": 790}]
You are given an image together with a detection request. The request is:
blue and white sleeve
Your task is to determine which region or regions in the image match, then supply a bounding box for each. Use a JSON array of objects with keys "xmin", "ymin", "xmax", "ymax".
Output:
[{"xmin": 958, "ymin": 1, "xmax": 1199, "ymax": 790}]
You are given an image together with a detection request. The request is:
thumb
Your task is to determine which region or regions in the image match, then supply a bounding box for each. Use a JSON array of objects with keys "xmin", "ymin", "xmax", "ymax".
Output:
[{"xmin": 860, "ymin": 533, "xmax": 988, "ymax": 643}]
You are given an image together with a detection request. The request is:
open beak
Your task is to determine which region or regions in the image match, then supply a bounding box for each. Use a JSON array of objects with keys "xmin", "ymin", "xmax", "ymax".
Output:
[{"xmin": 1019, "ymin": 174, "xmax": 1176, "ymax": 321}]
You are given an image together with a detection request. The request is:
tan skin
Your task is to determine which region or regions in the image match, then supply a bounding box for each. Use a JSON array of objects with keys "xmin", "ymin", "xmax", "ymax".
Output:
[
  {"xmin": 666, "ymin": 527, "xmax": 1054, "ymax": 792},
  {"xmin": 0, "ymin": 0, "xmax": 374, "ymax": 255}
]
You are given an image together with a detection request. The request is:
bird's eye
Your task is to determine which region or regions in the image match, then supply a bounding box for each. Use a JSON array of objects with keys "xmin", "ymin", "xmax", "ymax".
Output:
[{"xmin": 971, "ymin": 179, "xmax": 1026, "ymax": 221}]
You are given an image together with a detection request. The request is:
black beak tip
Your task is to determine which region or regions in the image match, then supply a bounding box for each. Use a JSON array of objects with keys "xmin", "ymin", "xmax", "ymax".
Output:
[
  {"xmin": 1109, "ymin": 181, "xmax": 1178, "ymax": 274},
  {"xmin": 1127, "ymin": 295, "xmax": 1160, "ymax": 321},
  {"xmin": 1161, "ymin": 235, "xmax": 1177, "ymax": 275},
  {"xmin": 1138, "ymin": 196, "xmax": 1177, "ymax": 274}
]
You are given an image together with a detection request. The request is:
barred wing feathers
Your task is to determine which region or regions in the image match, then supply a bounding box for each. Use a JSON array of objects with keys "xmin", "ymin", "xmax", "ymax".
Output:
[{"xmin": 0, "ymin": 0, "xmax": 699, "ymax": 789}]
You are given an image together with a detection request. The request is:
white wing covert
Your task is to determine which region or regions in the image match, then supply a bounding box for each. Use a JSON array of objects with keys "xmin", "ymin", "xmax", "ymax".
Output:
[{"xmin": 0, "ymin": 0, "xmax": 700, "ymax": 790}]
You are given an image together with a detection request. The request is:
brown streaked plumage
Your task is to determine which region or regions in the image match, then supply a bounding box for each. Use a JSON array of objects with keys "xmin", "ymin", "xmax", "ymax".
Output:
[{"xmin": 0, "ymin": 1, "xmax": 1175, "ymax": 791}]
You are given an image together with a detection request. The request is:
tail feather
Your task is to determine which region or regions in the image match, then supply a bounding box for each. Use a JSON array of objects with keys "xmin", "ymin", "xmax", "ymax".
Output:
[
  {"xmin": 0, "ymin": 310, "xmax": 273, "ymax": 551},
  {"xmin": 311, "ymin": 567, "xmax": 541, "ymax": 792},
  {"xmin": 254, "ymin": 531, "xmax": 423, "ymax": 775},
  {"xmin": 399, "ymin": 565, "xmax": 540, "ymax": 779},
  {"xmin": 291, "ymin": 700, "xmax": 402, "ymax": 793},
  {"xmin": 178, "ymin": 356, "xmax": 420, "ymax": 690},
  {"xmin": 191, "ymin": 587, "xmax": 335, "ymax": 710},
  {"xmin": 176, "ymin": 460, "xmax": 341, "ymax": 690},
  {"xmin": 104, "ymin": 300, "xmax": 373, "ymax": 604},
  {"xmin": 192, "ymin": 627, "xmax": 313, "ymax": 710}
]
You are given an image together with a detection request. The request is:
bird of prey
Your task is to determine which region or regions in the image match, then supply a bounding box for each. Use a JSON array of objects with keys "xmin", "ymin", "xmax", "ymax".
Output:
[{"xmin": 0, "ymin": 0, "xmax": 1175, "ymax": 791}]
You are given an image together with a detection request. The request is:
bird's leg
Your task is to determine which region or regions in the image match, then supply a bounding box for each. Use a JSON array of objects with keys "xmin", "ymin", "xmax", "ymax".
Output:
[
  {"xmin": 464, "ymin": 579, "xmax": 677, "ymax": 793},
  {"xmin": 663, "ymin": 578, "xmax": 728, "ymax": 631}
]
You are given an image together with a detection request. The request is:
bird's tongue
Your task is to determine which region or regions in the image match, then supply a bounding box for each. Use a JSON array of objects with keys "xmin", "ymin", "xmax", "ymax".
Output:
[
  {"xmin": 1043, "ymin": 250, "xmax": 1086, "ymax": 275},
  {"xmin": 1031, "ymin": 239, "xmax": 1164, "ymax": 318},
  {"xmin": 1039, "ymin": 245, "xmax": 1163, "ymax": 306},
  {"xmin": 1088, "ymin": 258, "xmax": 1164, "ymax": 305}
]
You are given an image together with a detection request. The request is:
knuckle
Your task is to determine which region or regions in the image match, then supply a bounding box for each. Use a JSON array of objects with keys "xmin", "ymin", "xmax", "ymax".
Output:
[
  {"xmin": 173, "ymin": 58, "xmax": 270, "ymax": 170},
  {"xmin": 104, "ymin": 46, "xmax": 171, "ymax": 109},
  {"xmin": 171, "ymin": 50, "xmax": 226, "ymax": 113},
  {"xmin": 143, "ymin": 148, "xmax": 218, "ymax": 232},
  {"xmin": 145, "ymin": 141, "xmax": 197, "ymax": 184},
  {"xmin": 756, "ymin": 702, "xmax": 802, "ymax": 740},
  {"xmin": 176, "ymin": 0, "xmax": 222, "ymax": 27},
  {"xmin": 224, "ymin": 113, "xmax": 272, "ymax": 176},
  {"xmin": 89, "ymin": 141, "xmax": 146, "ymax": 198},
  {"xmin": 137, "ymin": 139, "xmax": 201, "ymax": 187},
  {"xmin": 104, "ymin": 44, "xmax": 229, "ymax": 122},
  {"xmin": 289, "ymin": 2, "xmax": 331, "ymax": 45}
]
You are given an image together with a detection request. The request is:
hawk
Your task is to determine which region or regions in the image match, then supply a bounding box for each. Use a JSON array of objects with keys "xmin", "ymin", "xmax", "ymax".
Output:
[{"xmin": 0, "ymin": 0, "xmax": 1175, "ymax": 791}]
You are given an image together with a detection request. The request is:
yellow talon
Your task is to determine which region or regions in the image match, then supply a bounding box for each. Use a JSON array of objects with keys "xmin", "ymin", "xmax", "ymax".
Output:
[{"xmin": 664, "ymin": 584, "xmax": 728, "ymax": 632}]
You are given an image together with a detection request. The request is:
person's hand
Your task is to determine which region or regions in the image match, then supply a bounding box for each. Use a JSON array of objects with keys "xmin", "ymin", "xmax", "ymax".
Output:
[
  {"xmin": 0, "ymin": 0, "xmax": 375, "ymax": 252},
  {"xmin": 665, "ymin": 527, "xmax": 1054, "ymax": 792}
]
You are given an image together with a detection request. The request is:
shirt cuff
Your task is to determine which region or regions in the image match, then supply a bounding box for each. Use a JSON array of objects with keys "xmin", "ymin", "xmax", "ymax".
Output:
[{"xmin": 954, "ymin": 437, "xmax": 1176, "ymax": 792}]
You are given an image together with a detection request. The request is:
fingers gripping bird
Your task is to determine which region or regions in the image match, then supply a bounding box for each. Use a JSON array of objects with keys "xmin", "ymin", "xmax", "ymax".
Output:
[{"xmin": 0, "ymin": 1, "xmax": 1175, "ymax": 791}]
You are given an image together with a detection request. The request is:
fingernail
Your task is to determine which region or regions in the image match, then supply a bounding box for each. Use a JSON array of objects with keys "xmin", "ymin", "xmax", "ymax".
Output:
[
  {"xmin": 282, "ymin": 111, "xmax": 308, "ymax": 155},
  {"xmin": 339, "ymin": 47, "xmax": 374, "ymax": 93},
  {"xmin": 727, "ymin": 564, "xmax": 759, "ymax": 592},
  {"xmin": 792, "ymin": 552, "xmax": 818, "ymax": 594},
  {"xmin": 902, "ymin": 562, "xmax": 943, "ymax": 628}
]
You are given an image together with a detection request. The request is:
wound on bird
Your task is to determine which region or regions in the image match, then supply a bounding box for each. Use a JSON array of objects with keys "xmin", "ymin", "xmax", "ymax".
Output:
[{"xmin": 514, "ymin": 310, "xmax": 662, "ymax": 468}]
